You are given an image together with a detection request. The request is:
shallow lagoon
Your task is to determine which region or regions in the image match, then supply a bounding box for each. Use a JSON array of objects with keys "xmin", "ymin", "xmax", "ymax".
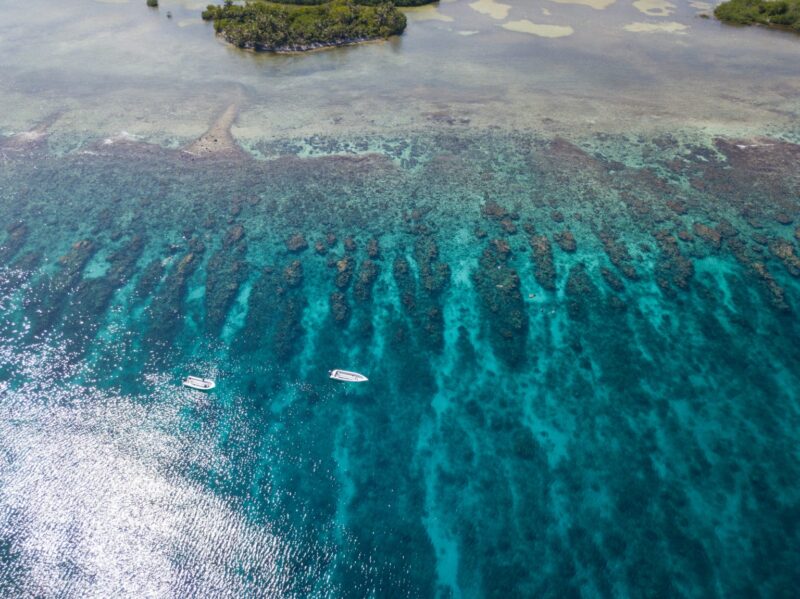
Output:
[{"xmin": 1, "ymin": 1, "xmax": 800, "ymax": 597}]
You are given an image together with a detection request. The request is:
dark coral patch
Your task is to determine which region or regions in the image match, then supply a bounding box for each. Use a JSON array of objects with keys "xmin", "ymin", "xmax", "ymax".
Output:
[
  {"xmin": 554, "ymin": 231, "xmax": 577, "ymax": 253},
  {"xmin": 529, "ymin": 235, "xmax": 556, "ymax": 290},
  {"xmin": 473, "ymin": 239, "xmax": 528, "ymax": 366},
  {"xmin": 286, "ymin": 233, "xmax": 308, "ymax": 253}
]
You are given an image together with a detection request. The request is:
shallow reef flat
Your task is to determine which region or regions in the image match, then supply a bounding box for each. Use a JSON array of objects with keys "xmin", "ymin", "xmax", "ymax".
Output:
[{"xmin": 0, "ymin": 127, "xmax": 799, "ymax": 597}]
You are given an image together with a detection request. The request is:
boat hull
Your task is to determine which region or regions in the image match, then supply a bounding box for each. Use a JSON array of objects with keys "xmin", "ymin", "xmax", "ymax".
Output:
[
  {"xmin": 182, "ymin": 376, "xmax": 216, "ymax": 391},
  {"xmin": 329, "ymin": 369, "xmax": 368, "ymax": 382}
]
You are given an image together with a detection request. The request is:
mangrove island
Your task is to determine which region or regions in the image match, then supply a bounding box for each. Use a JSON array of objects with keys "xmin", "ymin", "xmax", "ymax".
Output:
[
  {"xmin": 715, "ymin": 0, "xmax": 800, "ymax": 32},
  {"xmin": 202, "ymin": 0, "xmax": 421, "ymax": 52}
]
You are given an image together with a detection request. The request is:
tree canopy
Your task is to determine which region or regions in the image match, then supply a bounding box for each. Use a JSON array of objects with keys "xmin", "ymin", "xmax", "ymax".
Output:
[
  {"xmin": 202, "ymin": 0, "xmax": 409, "ymax": 51},
  {"xmin": 715, "ymin": 0, "xmax": 800, "ymax": 31}
]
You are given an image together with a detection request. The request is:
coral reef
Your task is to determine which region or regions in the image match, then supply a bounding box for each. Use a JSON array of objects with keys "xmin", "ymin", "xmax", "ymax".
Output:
[
  {"xmin": 206, "ymin": 224, "xmax": 248, "ymax": 335},
  {"xmin": 473, "ymin": 239, "xmax": 528, "ymax": 366}
]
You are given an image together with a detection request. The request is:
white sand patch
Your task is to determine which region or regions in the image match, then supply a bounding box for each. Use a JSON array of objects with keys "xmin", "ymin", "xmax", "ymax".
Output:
[
  {"xmin": 689, "ymin": 1, "xmax": 712, "ymax": 8},
  {"xmin": 624, "ymin": 21, "xmax": 688, "ymax": 32},
  {"xmin": 502, "ymin": 19, "xmax": 575, "ymax": 37},
  {"xmin": 469, "ymin": 0, "xmax": 511, "ymax": 20},
  {"xmin": 404, "ymin": 5, "xmax": 455, "ymax": 22},
  {"xmin": 543, "ymin": 8, "xmax": 552, "ymax": 15},
  {"xmin": 457, "ymin": 30, "xmax": 480, "ymax": 35},
  {"xmin": 548, "ymin": 0, "xmax": 616, "ymax": 10},
  {"xmin": 633, "ymin": 0, "xmax": 676, "ymax": 16}
]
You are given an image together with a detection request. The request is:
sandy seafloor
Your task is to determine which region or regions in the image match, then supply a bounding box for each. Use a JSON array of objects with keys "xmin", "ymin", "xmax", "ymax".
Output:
[{"xmin": 1, "ymin": 0, "xmax": 799, "ymax": 597}]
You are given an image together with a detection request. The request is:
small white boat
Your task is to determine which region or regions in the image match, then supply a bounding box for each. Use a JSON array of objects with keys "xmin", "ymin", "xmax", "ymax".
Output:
[
  {"xmin": 329, "ymin": 369, "xmax": 368, "ymax": 383},
  {"xmin": 182, "ymin": 376, "xmax": 216, "ymax": 391}
]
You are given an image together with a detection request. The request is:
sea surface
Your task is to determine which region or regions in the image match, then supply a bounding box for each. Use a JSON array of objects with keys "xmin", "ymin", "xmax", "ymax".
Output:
[{"xmin": 1, "ymin": 0, "xmax": 799, "ymax": 597}]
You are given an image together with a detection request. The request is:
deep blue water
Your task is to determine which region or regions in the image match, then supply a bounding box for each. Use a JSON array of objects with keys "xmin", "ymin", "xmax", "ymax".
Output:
[{"xmin": 1, "ymin": 130, "xmax": 799, "ymax": 597}]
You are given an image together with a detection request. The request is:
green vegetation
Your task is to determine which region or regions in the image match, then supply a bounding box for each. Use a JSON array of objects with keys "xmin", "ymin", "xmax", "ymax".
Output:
[
  {"xmin": 265, "ymin": 0, "xmax": 435, "ymax": 5},
  {"xmin": 147, "ymin": 0, "xmax": 158, "ymax": 6},
  {"xmin": 714, "ymin": 0, "xmax": 800, "ymax": 31},
  {"xmin": 202, "ymin": 0, "xmax": 408, "ymax": 51}
]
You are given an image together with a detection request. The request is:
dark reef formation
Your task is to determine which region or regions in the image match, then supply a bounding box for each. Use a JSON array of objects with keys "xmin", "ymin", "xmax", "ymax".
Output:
[
  {"xmin": 134, "ymin": 258, "xmax": 166, "ymax": 300},
  {"xmin": 146, "ymin": 238, "xmax": 206, "ymax": 347},
  {"xmin": 473, "ymin": 239, "xmax": 527, "ymax": 366},
  {"xmin": 654, "ymin": 230, "xmax": 694, "ymax": 293},
  {"xmin": 598, "ymin": 230, "xmax": 638, "ymax": 280},
  {"xmin": 206, "ymin": 224, "xmax": 249, "ymax": 335},
  {"xmin": 0, "ymin": 223, "xmax": 29, "ymax": 265},
  {"xmin": 26, "ymin": 239, "xmax": 98, "ymax": 340},
  {"xmin": 239, "ymin": 261, "xmax": 307, "ymax": 360},
  {"xmin": 529, "ymin": 233, "xmax": 556, "ymax": 291},
  {"xmin": 554, "ymin": 230, "xmax": 577, "ymax": 253},
  {"xmin": 61, "ymin": 235, "xmax": 145, "ymax": 353}
]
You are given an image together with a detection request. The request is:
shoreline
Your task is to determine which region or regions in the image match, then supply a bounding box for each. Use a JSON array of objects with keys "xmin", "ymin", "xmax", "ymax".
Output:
[{"xmin": 215, "ymin": 32, "xmax": 391, "ymax": 54}]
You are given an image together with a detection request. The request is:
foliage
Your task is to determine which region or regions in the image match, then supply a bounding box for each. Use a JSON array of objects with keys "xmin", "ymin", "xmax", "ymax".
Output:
[
  {"xmin": 202, "ymin": 0, "xmax": 407, "ymax": 50},
  {"xmin": 266, "ymin": 0, "xmax": 435, "ymax": 5},
  {"xmin": 217, "ymin": 0, "xmax": 435, "ymax": 6},
  {"xmin": 714, "ymin": 0, "xmax": 800, "ymax": 31},
  {"xmin": 147, "ymin": 0, "xmax": 158, "ymax": 6}
]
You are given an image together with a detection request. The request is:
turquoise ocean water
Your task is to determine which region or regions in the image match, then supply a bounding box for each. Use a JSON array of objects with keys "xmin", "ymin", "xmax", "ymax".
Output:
[
  {"xmin": 2, "ymin": 0, "xmax": 800, "ymax": 596},
  {"xmin": 1, "ymin": 130, "xmax": 798, "ymax": 597}
]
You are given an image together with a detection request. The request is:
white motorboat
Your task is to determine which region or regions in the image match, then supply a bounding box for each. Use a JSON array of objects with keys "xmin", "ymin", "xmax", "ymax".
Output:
[
  {"xmin": 182, "ymin": 376, "xmax": 216, "ymax": 391},
  {"xmin": 329, "ymin": 369, "xmax": 368, "ymax": 383}
]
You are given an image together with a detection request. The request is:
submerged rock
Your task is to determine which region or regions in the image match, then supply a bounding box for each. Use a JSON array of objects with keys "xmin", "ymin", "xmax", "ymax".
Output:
[
  {"xmin": 565, "ymin": 263, "xmax": 601, "ymax": 320},
  {"xmin": 666, "ymin": 200, "xmax": 687, "ymax": 215},
  {"xmin": 500, "ymin": 218, "xmax": 517, "ymax": 235},
  {"xmin": 283, "ymin": 259, "xmax": 303, "ymax": 288},
  {"xmin": 26, "ymin": 239, "xmax": 98, "ymax": 339},
  {"xmin": 330, "ymin": 291, "xmax": 350, "ymax": 324},
  {"xmin": 61, "ymin": 235, "xmax": 145, "ymax": 350},
  {"xmin": 286, "ymin": 233, "xmax": 308, "ymax": 253},
  {"xmin": 134, "ymin": 258, "xmax": 165, "ymax": 300},
  {"xmin": 225, "ymin": 224, "xmax": 245, "ymax": 247},
  {"xmin": 554, "ymin": 230, "xmax": 577, "ymax": 253},
  {"xmin": 206, "ymin": 225, "xmax": 248, "ymax": 335},
  {"xmin": 752, "ymin": 262, "xmax": 789, "ymax": 311},
  {"xmin": 600, "ymin": 267, "xmax": 624, "ymax": 292},
  {"xmin": 768, "ymin": 239, "xmax": 800, "ymax": 277},
  {"xmin": 654, "ymin": 231, "xmax": 694, "ymax": 292},
  {"xmin": 0, "ymin": 250, "xmax": 42, "ymax": 298},
  {"xmin": 354, "ymin": 259, "xmax": 378, "ymax": 302},
  {"xmin": 414, "ymin": 236, "xmax": 450, "ymax": 296},
  {"xmin": 598, "ymin": 230, "xmax": 638, "ymax": 280},
  {"xmin": 692, "ymin": 223, "xmax": 721, "ymax": 249},
  {"xmin": 238, "ymin": 265, "xmax": 306, "ymax": 359},
  {"xmin": 334, "ymin": 255, "xmax": 355, "ymax": 289},
  {"xmin": 481, "ymin": 200, "xmax": 508, "ymax": 221},
  {"xmin": 367, "ymin": 237, "xmax": 380, "ymax": 259},
  {"xmin": 0, "ymin": 222, "xmax": 29, "ymax": 264},
  {"xmin": 391, "ymin": 238, "xmax": 449, "ymax": 351},
  {"xmin": 393, "ymin": 257, "xmax": 416, "ymax": 312},
  {"xmin": 473, "ymin": 239, "xmax": 528, "ymax": 366},
  {"xmin": 529, "ymin": 234, "xmax": 556, "ymax": 290},
  {"xmin": 146, "ymin": 238, "xmax": 205, "ymax": 345}
]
